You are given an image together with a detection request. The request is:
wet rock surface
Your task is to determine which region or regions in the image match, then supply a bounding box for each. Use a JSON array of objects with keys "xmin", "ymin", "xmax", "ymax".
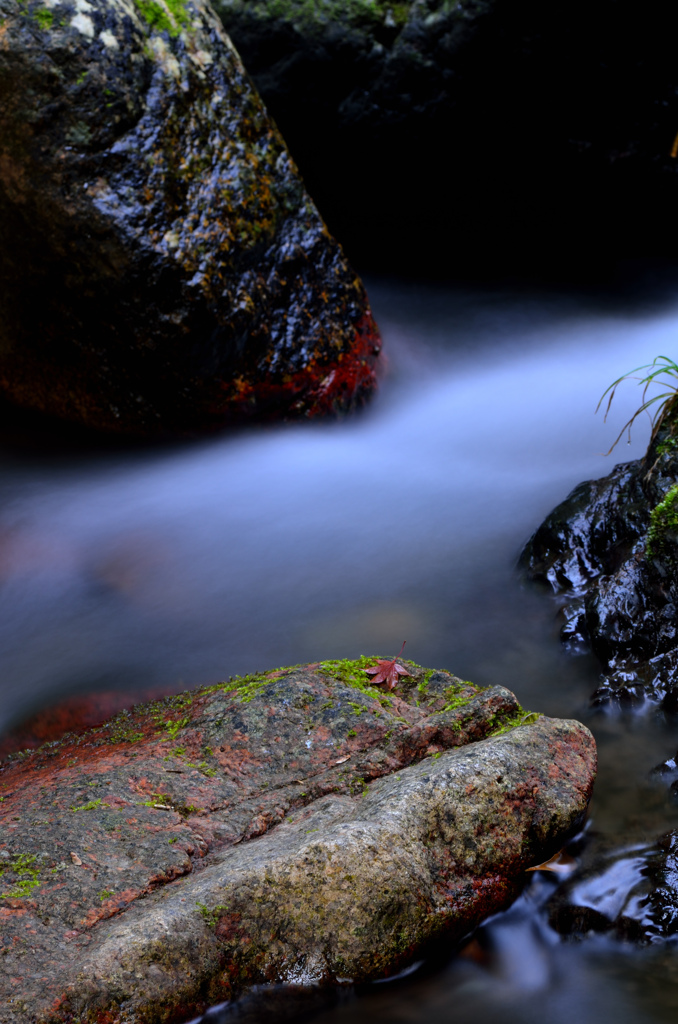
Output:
[
  {"xmin": 0, "ymin": 0, "xmax": 380, "ymax": 435},
  {"xmin": 521, "ymin": 413, "xmax": 678, "ymax": 708},
  {"xmin": 0, "ymin": 658, "xmax": 595, "ymax": 1023},
  {"xmin": 215, "ymin": 0, "xmax": 678, "ymax": 277}
]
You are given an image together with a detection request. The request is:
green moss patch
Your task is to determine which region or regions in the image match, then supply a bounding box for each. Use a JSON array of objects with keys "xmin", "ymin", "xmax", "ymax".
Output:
[
  {"xmin": 656, "ymin": 435, "xmax": 678, "ymax": 457},
  {"xmin": 0, "ymin": 853, "xmax": 42, "ymax": 899},
  {"xmin": 489, "ymin": 710, "xmax": 541, "ymax": 738},
  {"xmin": 71, "ymin": 798, "xmax": 102, "ymax": 812},
  {"xmin": 317, "ymin": 656, "xmax": 392, "ymax": 701},
  {"xmin": 33, "ymin": 7, "xmax": 53, "ymax": 29},
  {"xmin": 135, "ymin": 0, "xmax": 190, "ymax": 36},
  {"xmin": 647, "ymin": 483, "xmax": 678, "ymax": 559}
]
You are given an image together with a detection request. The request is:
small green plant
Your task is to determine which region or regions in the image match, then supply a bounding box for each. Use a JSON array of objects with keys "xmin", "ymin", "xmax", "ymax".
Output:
[
  {"xmin": 598, "ymin": 355, "xmax": 678, "ymax": 454},
  {"xmin": 98, "ymin": 890, "xmax": 114, "ymax": 901}
]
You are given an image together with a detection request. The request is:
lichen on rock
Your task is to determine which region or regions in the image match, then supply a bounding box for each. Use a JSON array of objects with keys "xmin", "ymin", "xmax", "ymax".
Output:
[
  {"xmin": 0, "ymin": 658, "xmax": 595, "ymax": 1023},
  {"xmin": 0, "ymin": 0, "xmax": 381, "ymax": 434}
]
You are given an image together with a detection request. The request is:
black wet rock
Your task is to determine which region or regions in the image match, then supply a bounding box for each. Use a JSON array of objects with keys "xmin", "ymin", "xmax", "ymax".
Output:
[
  {"xmin": 521, "ymin": 415, "xmax": 678, "ymax": 706},
  {"xmin": 0, "ymin": 0, "xmax": 381, "ymax": 435},
  {"xmin": 215, "ymin": 0, "xmax": 678, "ymax": 278}
]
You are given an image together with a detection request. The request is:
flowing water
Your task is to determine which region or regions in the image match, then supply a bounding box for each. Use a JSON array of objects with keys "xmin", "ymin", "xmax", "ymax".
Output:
[{"xmin": 4, "ymin": 273, "xmax": 678, "ymax": 1022}]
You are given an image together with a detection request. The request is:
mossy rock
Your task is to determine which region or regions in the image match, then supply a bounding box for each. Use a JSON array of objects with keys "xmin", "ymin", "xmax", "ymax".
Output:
[
  {"xmin": 0, "ymin": 0, "xmax": 381, "ymax": 434},
  {"xmin": 0, "ymin": 658, "xmax": 595, "ymax": 1022}
]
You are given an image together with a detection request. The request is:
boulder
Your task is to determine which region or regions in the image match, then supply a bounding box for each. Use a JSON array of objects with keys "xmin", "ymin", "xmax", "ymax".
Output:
[
  {"xmin": 0, "ymin": 657, "xmax": 595, "ymax": 1023},
  {"xmin": 521, "ymin": 412, "xmax": 678, "ymax": 708},
  {"xmin": 0, "ymin": 0, "xmax": 381, "ymax": 435},
  {"xmin": 214, "ymin": 0, "xmax": 678, "ymax": 278}
]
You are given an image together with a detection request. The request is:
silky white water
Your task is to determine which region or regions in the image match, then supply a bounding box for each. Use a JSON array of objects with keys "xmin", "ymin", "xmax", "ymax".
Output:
[{"xmin": 3, "ymin": 276, "xmax": 678, "ymax": 1023}]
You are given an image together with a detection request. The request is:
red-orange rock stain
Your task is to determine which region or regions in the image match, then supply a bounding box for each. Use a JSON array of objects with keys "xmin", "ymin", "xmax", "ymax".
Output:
[{"xmin": 217, "ymin": 310, "xmax": 381, "ymax": 420}]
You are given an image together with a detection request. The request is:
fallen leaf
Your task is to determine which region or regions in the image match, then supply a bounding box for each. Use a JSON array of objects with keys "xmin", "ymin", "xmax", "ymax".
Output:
[
  {"xmin": 334, "ymin": 755, "xmax": 351, "ymax": 764},
  {"xmin": 70, "ymin": 852, "xmax": 82, "ymax": 866},
  {"xmin": 525, "ymin": 848, "xmax": 576, "ymax": 875},
  {"xmin": 364, "ymin": 641, "xmax": 412, "ymax": 691}
]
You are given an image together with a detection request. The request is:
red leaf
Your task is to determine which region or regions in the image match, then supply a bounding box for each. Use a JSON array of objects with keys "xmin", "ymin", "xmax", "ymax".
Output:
[{"xmin": 364, "ymin": 641, "xmax": 412, "ymax": 691}]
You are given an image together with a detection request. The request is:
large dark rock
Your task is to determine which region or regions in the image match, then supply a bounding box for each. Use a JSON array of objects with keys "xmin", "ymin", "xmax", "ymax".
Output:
[
  {"xmin": 0, "ymin": 657, "xmax": 595, "ymax": 1023},
  {"xmin": 521, "ymin": 411, "xmax": 678, "ymax": 707},
  {"xmin": 0, "ymin": 0, "xmax": 381, "ymax": 435},
  {"xmin": 214, "ymin": 0, "xmax": 678, "ymax": 278}
]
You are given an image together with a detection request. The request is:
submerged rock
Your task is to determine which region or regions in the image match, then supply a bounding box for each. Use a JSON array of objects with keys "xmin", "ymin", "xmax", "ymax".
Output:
[
  {"xmin": 0, "ymin": 658, "xmax": 595, "ymax": 1023},
  {"xmin": 521, "ymin": 414, "xmax": 678, "ymax": 707},
  {"xmin": 0, "ymin": 0, "xmax": 380, "ymax": 435}
]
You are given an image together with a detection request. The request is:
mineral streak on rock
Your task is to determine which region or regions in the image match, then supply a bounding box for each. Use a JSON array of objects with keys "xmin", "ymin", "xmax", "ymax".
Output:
[
  {"xmin": 0, "ymin": 0, "xmax": 381, "ymax": 434},
  {"xmin": 0, "ymin": 658, "xmax": 595, "ymax": 1023},
  {"xmin": 521, "ymin": 412, "xmax": 678, "ymax": 707}
]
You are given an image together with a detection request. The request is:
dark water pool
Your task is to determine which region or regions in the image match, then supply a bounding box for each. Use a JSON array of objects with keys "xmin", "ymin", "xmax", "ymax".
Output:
[{"xmin": 3, "ymin": 274, "xmax": 678, "ymax": 1022}]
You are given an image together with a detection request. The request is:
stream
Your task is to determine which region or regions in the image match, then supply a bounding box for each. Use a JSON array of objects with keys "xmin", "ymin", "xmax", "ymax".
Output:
[{"xmin": 3, "ymin": 273, "xmax": 678, "ymax": 1022}]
